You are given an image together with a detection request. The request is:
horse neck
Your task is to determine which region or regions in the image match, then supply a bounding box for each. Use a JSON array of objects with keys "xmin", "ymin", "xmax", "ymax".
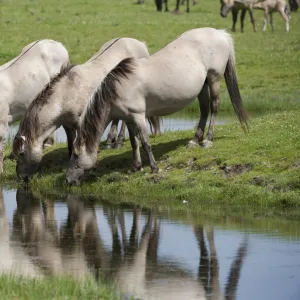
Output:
[
  {"xmin": 88, "ymin": 48, "xmax": 130, "ymax": 75},
  {"xmin": 33, "ymin": 87, "xmax": 65, "ymax": 146}
]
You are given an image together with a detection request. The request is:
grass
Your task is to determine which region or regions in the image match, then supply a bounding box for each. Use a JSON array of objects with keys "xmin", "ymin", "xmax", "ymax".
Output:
[
  {"xmin": 0, "ymin": 275, "xmax": 120, "ymax": 300},
  {"xmin": 0, "ymin": 0, "xmax": 300, "ymax": 115},
  {"xmin": 2, "ymin": 111, "xmax": 300, "ymax": 218}
]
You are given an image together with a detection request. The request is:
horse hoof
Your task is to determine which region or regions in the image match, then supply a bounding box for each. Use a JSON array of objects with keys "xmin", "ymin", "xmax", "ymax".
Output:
[
  {"xmin": 133, "ymin": 167, "xmax": 143, "ymax": 172},
  {"xmin": 187, "ymin": 141, "xmax": 199, "ymax": 148},
  {"xmin": 152, "ymin": 168, "xmax": 162, "ymax": 173},
  {"xmin": 103, "ymin": 144, "xmax": 112, "ymax": 149},
  {"xmin": 201, "ymin": 140, "xmax": 213, "ymax": 148},
  {"xmin": 173, "ymin": 9, "xmax": 182, "ymax": 15}
]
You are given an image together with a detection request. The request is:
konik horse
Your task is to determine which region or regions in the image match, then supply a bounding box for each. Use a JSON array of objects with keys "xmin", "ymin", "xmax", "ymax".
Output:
[{"xmin": 66, "ymin": 28, "xmax": 248, "ymax": 185}]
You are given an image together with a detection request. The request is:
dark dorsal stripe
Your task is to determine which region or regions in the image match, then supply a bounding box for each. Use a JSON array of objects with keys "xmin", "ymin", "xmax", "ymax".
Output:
[
  {"xmin": 88, "ymin": 38, "xmax": 122, "ymax": 64},
  {"xmin": 0, "ymin": 40, "xmax": 41, "ymax": 73}
]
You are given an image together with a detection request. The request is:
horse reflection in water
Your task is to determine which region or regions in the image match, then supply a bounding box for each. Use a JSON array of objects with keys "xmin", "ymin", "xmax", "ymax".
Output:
[
  {"xmin": 12, "ymin": 189, "xmax": 92, "ymax": 279},
  {"xmin": 0, "ymin": 188, "xmax": 42, "ymax": 277},
  {"xmin": 8, "ymin": 189, "xmax": 248, "ymax": 299}
]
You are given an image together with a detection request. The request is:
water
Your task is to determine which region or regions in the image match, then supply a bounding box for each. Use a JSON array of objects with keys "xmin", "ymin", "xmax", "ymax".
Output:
[
  {"xmin": 8, "ymin": 113, "xmax": 236, "ymax": 144},
  {"xmin": 1, "ymin": 187, "xmax": 299, "ymax": 300}
]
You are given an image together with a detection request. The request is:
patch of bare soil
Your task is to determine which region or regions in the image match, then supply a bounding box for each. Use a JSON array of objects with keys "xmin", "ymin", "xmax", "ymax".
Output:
[{"xmin": 220, "ymin": 163, "xmax": 253, "ymax": 177}]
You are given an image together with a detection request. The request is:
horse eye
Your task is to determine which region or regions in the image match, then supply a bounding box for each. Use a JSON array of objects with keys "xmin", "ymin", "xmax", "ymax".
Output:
[{"xmin": 19, "ymin": 152, "xmax": 25, "ymax": 157}]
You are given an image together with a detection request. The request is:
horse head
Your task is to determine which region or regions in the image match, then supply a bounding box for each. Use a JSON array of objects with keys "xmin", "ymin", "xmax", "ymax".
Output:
[
  {"xmin": 13, "ymin": 134, "xmax": 43, "ymax": 182},
  {"xmin": 65, "ymin": 135, "xmax": 97, "ymax": 186},
  {"xmin": 220, "ymin": 0, "xmax": 234, "ymax": 17}
]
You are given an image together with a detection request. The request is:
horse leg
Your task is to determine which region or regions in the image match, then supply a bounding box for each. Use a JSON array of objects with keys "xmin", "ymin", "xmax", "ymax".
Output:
[
  {"xmin": 126, "ymin": 122, "xmax": 142, "ymax": 172},
  {"xmin": 263, "ymin": 9, "xmax": 269, "ymax": 32},
  {"xmin": 270, "ymin": 12, "xmax": 274, "ymax": 32},
  {"xmin": 279, "ymin": 8, "xmax": 290, "ymax": 32},
  {"xmin": 174, "ymin": 0, "xmax": 180, "ymax": 13},
  {"xmin": 240, "ymin": 9, "xmax": 246, "ymax": 32},
  {"xmin": 148, "ymin": 116, "xmax": 161, "ymax": 135},
  {"xmin": 43, "ymin": 132, "xmax": 55, "ymax": 148},
  {"xmin": 202, "ymin": 80, "xmax": 220, "ymax": 148},
  {"xmin": 105, "ymin": 119, "xmax": 119, "ymax": 149},
  {"xmin": 248, "ymin": 7, "xmax": 257, "ymax": 32},
  {"xmin": 186, "ymin": 0, "xmax": 190, "ymax": 12},
  {"xmin": 0, "ymin": 108, "xmax": 8, "ymax": 173},
  {"xmin": 155, "ymin": 0, "xmax": 162, "ymax": 12},
  {"xmin": 113, "ymin": 121, "xmax": 126, "ymax": 149},
  {"xmin": 188, "ymin": 82, "xmax": 209, "ymax": 148},
  {"xmin": 232, "ymin": 7, "xmax": 238, "ymax": 32},
  {"xmin": 165, "ymin": 0, "xmax": 169, "ymax": 12},
  {"xmin": 134, "ymin": 114, "xmax": 159, "ymax": 173},
  {"xmin": 63, "ymin": 125, "xmax": 77, "ymax": 158}
]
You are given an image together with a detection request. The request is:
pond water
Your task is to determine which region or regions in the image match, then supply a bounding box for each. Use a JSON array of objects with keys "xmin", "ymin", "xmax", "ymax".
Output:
[
  {"xmin": 8, "ymin": 113, "xmax": 236, "ymax": 144},
  {"xmin": 1, "ymin": 186, "xmax": 299, "ymax": 300}
]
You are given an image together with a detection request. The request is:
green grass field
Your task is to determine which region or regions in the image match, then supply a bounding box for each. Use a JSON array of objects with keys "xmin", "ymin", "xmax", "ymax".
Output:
[
  {"xmin": 1, "ymin": 0, "xmax": 299, "ymax": 113},
  {"xmin": 0, "ymin": 275, "xmax": 120, "ymax": 300}
]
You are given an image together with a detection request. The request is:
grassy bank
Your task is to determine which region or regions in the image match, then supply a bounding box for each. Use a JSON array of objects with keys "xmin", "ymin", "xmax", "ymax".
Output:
[
  {"xmin": 0, "ymin": 275, "xmax": 120, "ymax": 300},
  {"xmin": 2, "ymin": 111, "xmax": 300, "ymax": 214}
]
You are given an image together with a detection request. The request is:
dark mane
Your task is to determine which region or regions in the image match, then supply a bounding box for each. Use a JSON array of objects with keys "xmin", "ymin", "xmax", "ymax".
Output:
[
  {"xmin": 13, "ymin": 63, "xmax": 76, "ymax": 153},
  {"xmin": 74, "ymin": 57, "xmax": 136, "ymax": 154}
]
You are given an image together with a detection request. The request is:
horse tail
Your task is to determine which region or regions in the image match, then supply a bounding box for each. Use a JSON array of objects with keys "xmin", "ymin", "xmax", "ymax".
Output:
[
  {"xmin": 223, "ymin": 31, "xmax": 248, "ymax": 132},
  {"xmin": 285, "ymin": 4, "xmax": 291, "ymax": 19},
  {"xmin": 148, "ymin": 116, "xmax": 162, "ymax": 135}
]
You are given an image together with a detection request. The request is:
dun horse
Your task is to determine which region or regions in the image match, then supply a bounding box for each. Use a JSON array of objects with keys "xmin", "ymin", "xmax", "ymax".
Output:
[
  {"xmin": 0, "ymin": 40, "xmax": 69, "ymax": 173},
  {"xmin": 253, "ymin": 0, "xmax": 291, "ymax": 32},
  {"xmin": 13, "ymin": 38, "xmax": 150, "ymax": 182},
  {"xmin": 220, "ymin": 0, "xmax": 265, "ymax": 32},
  {"xmin": 66, "ymin": 28, "xmax": 248, "ymax": 185}
]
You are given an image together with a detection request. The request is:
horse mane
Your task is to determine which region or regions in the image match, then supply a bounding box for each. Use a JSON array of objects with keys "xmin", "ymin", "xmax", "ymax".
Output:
[
  {"xmin": 13, "ymin": 63, "xmax": 76, "ymax": 153},
  {"xmin": 74, "ymin": 57, "xmax": 136, "ymax": 154}
]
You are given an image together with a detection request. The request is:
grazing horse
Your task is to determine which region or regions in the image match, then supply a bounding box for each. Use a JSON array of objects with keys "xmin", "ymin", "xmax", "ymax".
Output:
[
  {"xmin": 0, "ymin": 40, "xmax": 69, "ymax": 173},
  {"xmin": 13, "ymin": 38, "xmax": 150, "ymax": 182},
  {"xmin": 254, "ymin": 0, "xmax": 291, "ymax": 32},
  {"xmin": 66, "ymin": 28, "xmax": 248, "ymax": 185},
  {"xmin": 220, "ymin": 0, "xmax": 265, "ymax": 32},
  {"xmin": 105, "ymin": 116, "xmax": 161, "ymax": 149}
]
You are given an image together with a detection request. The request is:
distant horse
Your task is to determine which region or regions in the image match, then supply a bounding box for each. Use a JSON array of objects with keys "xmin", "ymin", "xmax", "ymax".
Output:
[
  {"xmin": 105, "ymin": 116, "xmax": 161, "ymax": 149},
  {"xmin": 220, "ymin": 0, "xmax": 265, "ymax": 32},
  {"xmin": 13, "ymin": 38, "xmax": 150, "ymax": 182},
  {"xmin": 0, "ymin": 40, "xmax": 69, "ymax": 173},
  {"xmin": 66, "ymin": 28, "xmax": 248, "ymax": 185},
  {"xmin": 254, "ymin": 0, "xmax": 291, "ymax": 32}
]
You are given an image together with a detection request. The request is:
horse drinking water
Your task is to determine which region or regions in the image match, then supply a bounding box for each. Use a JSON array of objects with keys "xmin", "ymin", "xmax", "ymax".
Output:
[
  {"xmin": 0, "ymin": 40, "xmax": 69, "ymax": 173},
  {"xmin": 66, "ymin": 28, "xmax": 248, "ymax": 185},
  {"xmin": 13, "ymin": 38, "xmax": 150, "ymax": 182}
]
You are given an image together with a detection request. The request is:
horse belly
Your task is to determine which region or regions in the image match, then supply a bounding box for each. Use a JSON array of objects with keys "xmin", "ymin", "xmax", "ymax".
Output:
[{"xmin": 145, "ymin": 70, "xmax": 205, "ymax": 117}]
